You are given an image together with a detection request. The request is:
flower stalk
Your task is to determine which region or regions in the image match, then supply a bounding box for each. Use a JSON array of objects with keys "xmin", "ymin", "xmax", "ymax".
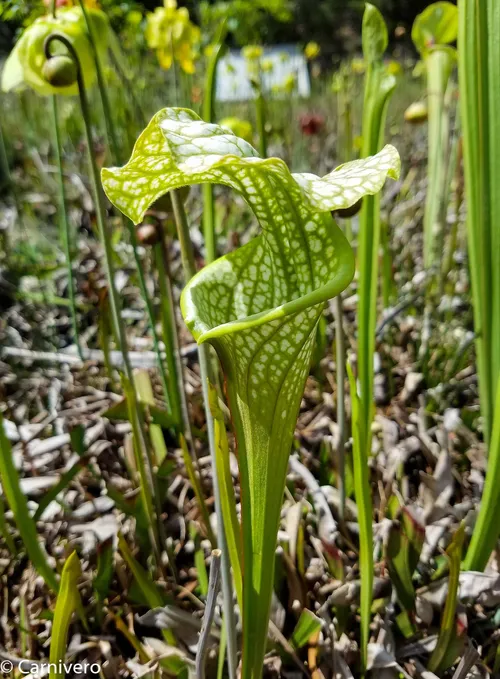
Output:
[
  {"xmin": 44, "ymin": 33, "xmax": 164, "ymax": 567},
  {"xmin": 51, "ymin": 94, "xmax": 83, "ymax": 360}
]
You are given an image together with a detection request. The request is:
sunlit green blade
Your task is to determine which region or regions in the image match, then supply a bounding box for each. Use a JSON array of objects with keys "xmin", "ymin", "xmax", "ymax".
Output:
[
  {"xmin": 385, "ymin": 496, "xmax": 425, "ymax": 612},
  {"xmin": 0, "ymin": 411, "xmax": 59, "ymax": 592},
  {"xmin": 180, "ymin": 434, "xmax": 217, "ymax": 546},
  {"xmin": 49, "ymin": 551, "xmax": 81, "ymax": 679},
  {"xmin": 290, "ymin": 609, "xmax": 322, "ymax": 650},
  {"xmin": 428, "ymin": 523, "xmax": 465, "ymax": 672},
  {"xmin": 463, "ymin": 378, "xmax": 500, "ymax": 570},
  {"xmin": 102, "ymin": 108, "xmax": 399, "ymax": 679},
  {"xmin": 118, "ymin": 534, "xmax": 176, "ymax": 645}
]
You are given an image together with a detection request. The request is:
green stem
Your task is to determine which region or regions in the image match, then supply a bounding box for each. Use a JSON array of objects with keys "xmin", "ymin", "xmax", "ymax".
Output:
[
  {"xmin": 44, "ymin": 34, "xmax": 163, "ymax": 566},
  {"xmin": 76, "ymin": 0, "xmax": 119, "ymax": 158},
  {"xmin": 333, "ymin": 295, "xmax": 346, "ymax": 523},
  {"xmin": 77, "ymin": 0, "xmax": 173, "ymax": 414},
  {"xmin": 154, "ymin": 241, "xmax": 182, "ymax": 425},
  {"xmin": 356, "ymin": 12, "xmax": 396, "ymax": 669},
  {"xmin": 51, "ymin": 95, "xmax": 83, "ymax": 360},
  {"xmin": 256, "ymin": 88, "xmax": 268, "ymax": 159},
  {"xmin": 170, "ymin": 189, "xmax": 238, "ymax": 679},
  {"xmin": 0, "ymin": 110, "xmax": 11, "ymax": 191}
]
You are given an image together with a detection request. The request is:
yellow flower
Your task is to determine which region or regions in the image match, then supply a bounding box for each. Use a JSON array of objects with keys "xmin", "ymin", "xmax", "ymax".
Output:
[
  {"xmin": 350, "ymin": 57, "xmax": 365, "ymax": 74},
  {"xmin": 1, "ymin": 6, "xmax": 113, "ymax": 96},
  {"xmin": 241, "ymin": 45, "xmax": 263, "ymax": 61},
  {"xmin": 304, "ymin": 41, "xmax": 320, "ymax": 60},
  {"xmin": 260, "ymin": 58, "xmax": 274, "ymax": 73},
  {"xmin": 145, "ymin": 1, "xmax": 200, "ymax": 74},
  {"xmin": 219, "ymin": 117, "xmax": 253, "ymax": 144}
]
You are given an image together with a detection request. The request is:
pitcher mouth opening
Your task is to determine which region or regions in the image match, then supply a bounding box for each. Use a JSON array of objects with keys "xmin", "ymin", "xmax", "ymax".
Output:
[{"xmin": 180, "ymin": 245, "xmax": 355, "ymax": 345}]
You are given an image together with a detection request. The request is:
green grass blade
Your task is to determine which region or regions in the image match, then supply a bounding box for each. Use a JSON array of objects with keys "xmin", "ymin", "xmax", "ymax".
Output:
[
  {"xmin": 48, "ymin": 551, "xmax": 81, "ymax": 679},
  {"xmin": 0, "ymin": 495, "xmax": 17, "ymax": 556},
  {"xmin": 118, "ymin": 534, "xmax": 166, "ymax": 608},
  {"xmin": 118, "ymin": 534, "xmax": 176, "ymax": 645},
  {"xmin": 33, "ymin": 455, "xmax": 88, "ymax": 522},
  {"xmin": 181, "ymin": 434, "xmax": 216, "ymax": 546},
  {"xmin": 463, "ymin": 377, "xmax": 500, "ymax": 570},
  {"xmin": 94, "ymin": 537, "xmax": 114, "ymax": 605},
  {"xmin": 290, "ymin": 610, "xmax": 322, "ymax": 650},
  {"xmin": 0, "ymin": 411, "xmax": 59, "ymax": 592},
  {"xmin": 428, "ymin": 523, "xmax": 465, "ymax": 672},
  {"xmin": 134, "ymin": 369, "xmax": 168, "ymax": 465}
]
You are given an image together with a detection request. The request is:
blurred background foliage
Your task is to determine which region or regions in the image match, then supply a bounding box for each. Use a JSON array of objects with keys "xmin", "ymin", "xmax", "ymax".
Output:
[{"xmin": 0, "ymin": 0, "xmax": 456, "ymax": 56}]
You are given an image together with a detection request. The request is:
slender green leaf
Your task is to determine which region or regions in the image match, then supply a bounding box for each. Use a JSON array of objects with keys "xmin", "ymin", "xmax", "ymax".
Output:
[
  {"xmin": 94, "ymin": 537, "xmax": 115, "ymax": 604},
  {"xmin": 33, "ymin": 456, "xmax": 88, "ymax": 522},
  {"xmin": 0, "ymin": 410, "xmax": 58, "ymax": 592},
  {"xmin": 118, "ymin": 534, "xmax": 166, "ymax": 608},
  {"xmin": 290, "ymin": 609, "xmax": 322, "ymax": 650},
  {"xmin": 103, "ymin": 398, "xmax": 174, "ymax": 429},
  {"xmin": 134, "ymin": 369, "xmax": 168, "ymax": 464},
  {"xmin": 463, "ymin": 377, "xmax": 500, "ymax": 570},
  {"xmin": 181, "ymin": 434, "xmax": 216, "ymax": 546},
  {"xmin": 385, "ymin": 496, "xmax": 425, "ymax": 612},
  {"xmin": 0, "ymin": 495, "xmax": 16, "ymax": 555},
  {"xmin": 428, "ymin": 523, "xmax": 465, "ymax": 672},
  {"xmin": 49, "ymin": 551, "xmax": 81, "ymax": 679}
]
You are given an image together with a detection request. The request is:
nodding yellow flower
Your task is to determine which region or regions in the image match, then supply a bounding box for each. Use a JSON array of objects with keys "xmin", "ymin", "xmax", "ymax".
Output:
[
  {"xmin": 241, "ymin": 45, "xmax": 264, "ymax": 61},
  {"xmin": 1, "ymin": 6, "xmax": 115, "ymax": 96},
  {"xmin": 145, "ymin": 0, "xmax": 200, "ymax": 74},
  {"xmin": 304, "ymin": 41, "xmax": 320, "ymax": 60},
  {"xmin": 350, "ymin": 57, "xmax": 366, "ymax": 74},
  {"xmin": 260, "ymin": 58, "xmax": 274, "ymax": 73}
]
